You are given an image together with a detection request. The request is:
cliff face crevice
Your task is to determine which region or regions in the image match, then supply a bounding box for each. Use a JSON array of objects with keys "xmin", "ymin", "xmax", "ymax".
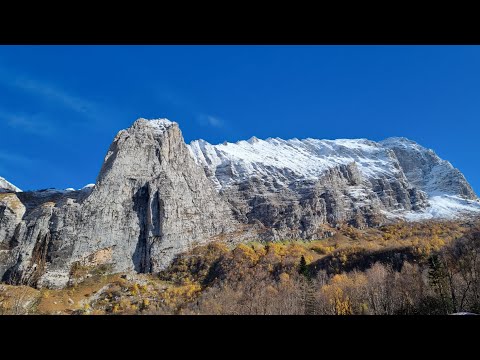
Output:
[
  {"xmin": 131, "ymin": 183, "xmax": 165, "ymax": 274},
  {"xmin": 132, "ymin": 184, "xmax": 152, "ymax": 273},
  {"xmin": 0, "ymin": 119, "xmax": 479, "ymax": 289},
  {"xmin": 24, "ymin": 231, "xmax": 51, "ymax": 287}
]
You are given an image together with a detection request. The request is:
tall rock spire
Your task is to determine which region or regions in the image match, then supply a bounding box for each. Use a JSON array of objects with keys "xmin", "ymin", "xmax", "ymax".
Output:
[{"xmin": 0, "ymin": 118, "xmax": 238, "ymax": 288}]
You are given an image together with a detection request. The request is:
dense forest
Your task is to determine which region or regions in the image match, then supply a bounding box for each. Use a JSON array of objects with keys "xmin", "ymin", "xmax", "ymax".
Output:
[{"xmin": 1, "ymin": 219, "xmax": 480, "ymax": 315}]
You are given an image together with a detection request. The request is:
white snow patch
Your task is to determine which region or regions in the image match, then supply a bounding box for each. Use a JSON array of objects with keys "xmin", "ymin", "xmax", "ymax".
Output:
[
  {"xmin": 0, "ymin": 176, "xmax": 22, "ymax": 192},
  {"xmin": 404, "ymin": 195, "xmax": 480, "ymax": 221},
  {"xmin": 139, "ymin": 118, "xmax": 174, "ymax": 133}
]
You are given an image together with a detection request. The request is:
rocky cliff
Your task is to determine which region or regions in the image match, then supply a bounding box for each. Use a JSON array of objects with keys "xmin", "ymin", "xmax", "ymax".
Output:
[
  {"xmin": 0, "ymin": 119, "xmax": 239, "ymax": 288},
  {"xmin": 189, "ymin": 135, "xmax": 479, "ymax": 238},
  {"xmin": 0, "ymin": 118, "xmax": 479, "ymax": 288}
]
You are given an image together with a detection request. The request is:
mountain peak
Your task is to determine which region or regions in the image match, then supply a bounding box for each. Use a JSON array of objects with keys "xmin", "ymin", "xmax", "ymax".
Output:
[
  {"xmin": 380, "ymin": 136, "xmax": 422, "ymax": 148},
  {"xmin": 132, "ymin": 118, "xmax": 176, "ymax": 133}
]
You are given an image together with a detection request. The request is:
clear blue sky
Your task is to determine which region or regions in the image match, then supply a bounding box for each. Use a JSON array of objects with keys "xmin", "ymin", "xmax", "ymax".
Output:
[{"xmin": 0, "ymin": 45, "xmax": 479, "ymax": 193}]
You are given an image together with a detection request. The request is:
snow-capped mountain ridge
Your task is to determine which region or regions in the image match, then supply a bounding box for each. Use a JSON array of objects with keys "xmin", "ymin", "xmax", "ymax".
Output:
[
  {"xmin": 188, "ymin": 137, "xmax": 400, "ymax": 188},
  {"xmin": 188, "ymin": 133, "xmax": 478, "ymax": 221}
]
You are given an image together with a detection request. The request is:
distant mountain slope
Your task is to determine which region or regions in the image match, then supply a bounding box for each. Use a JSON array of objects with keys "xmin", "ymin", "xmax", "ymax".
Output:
[{"xmin": 189, "ymin": 134, "xmax": 479, "ymax": 229}]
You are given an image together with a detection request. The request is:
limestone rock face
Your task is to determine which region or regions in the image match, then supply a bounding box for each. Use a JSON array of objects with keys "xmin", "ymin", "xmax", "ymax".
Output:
[
  {"xmin": 0, "ymin": 119, "xmax": 238, "ymax": 288},
  {"xmin": 380, "ymin": 137, "xmax": 476, "ymax": 199},
  {"xmin": 0, "ymin": 193, "xmax": 26, "ymax": 277},
  {"xmin": 218, "ymin": 162, "xmax": 390, "ymax": 241},
  {"xmin": 189, "ymin": 135, "xmax": 479, "ymax": 230},
  {"xmin": 70, "ymin": 119, "xmax": 237, "ymax": 277}
]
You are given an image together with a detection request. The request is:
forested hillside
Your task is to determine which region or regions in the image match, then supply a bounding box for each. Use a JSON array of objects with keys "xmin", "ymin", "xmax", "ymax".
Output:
[{"xmin": 2, "ymin": 219, "xmax": 479, "ymax": 315}]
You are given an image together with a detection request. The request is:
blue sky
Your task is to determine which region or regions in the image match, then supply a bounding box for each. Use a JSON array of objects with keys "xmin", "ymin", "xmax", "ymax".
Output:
[{"xmin": 0, "ymin": 45, "xmax": 479, "ymax": 193}]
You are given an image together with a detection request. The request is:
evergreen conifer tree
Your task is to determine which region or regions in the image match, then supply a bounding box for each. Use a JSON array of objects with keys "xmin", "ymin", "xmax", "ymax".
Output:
[{"xmin": 299, "ymin": 255, "xmax": 309, "ymax": 277}]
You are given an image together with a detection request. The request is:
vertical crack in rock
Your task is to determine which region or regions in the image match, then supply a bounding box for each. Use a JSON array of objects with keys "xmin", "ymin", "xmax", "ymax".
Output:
[
  {"xmin": 24, "ymin": 231, "xmax": 51, "ymax": 287},
  {"xmin": 132, "ymin": 184, "xmax": 164, "ymax": 273},
  {"xmin": 132, "ymin": 184, "xmax": 151, "ymax": 273}
]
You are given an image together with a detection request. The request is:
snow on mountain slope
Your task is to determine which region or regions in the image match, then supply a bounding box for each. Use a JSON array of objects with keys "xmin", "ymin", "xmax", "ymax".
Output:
[
  {"xmin": 380, "ymin": 137, "xmax": 476, "ymax": 199},
  {"xmin": 403, "ymin": 195, "xmax": 480, "ymax": 221},
  {"xmin": 142, "ymin": 118, "xmax": 174, "ymax": 133},
  {"xmin": 188, "ymin": 135, "xmax": 479, "ymax": 221},
  {"xmin": 188, "ymin": 137, "xmax": 405, "ymax": 189},
  {"xmin": 0, "ymin": 176, "xmax": 21, "ymax": 192}
]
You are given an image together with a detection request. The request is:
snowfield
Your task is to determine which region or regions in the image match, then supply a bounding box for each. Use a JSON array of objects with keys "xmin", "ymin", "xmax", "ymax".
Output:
[{"xmin": 188, "ymin": 137, "xmax": 403, "ymax": 189}]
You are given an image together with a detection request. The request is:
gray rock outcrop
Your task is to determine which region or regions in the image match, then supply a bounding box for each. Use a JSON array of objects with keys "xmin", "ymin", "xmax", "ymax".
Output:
[
  {"xmin": 380, "ymin": 137, "xmax": 476, "ymax": 198},
  {"xmin": 189, "ymin": 135, "xmax": 478, "ymax": 236},
  {"xmin": 0, "ymin": 119, "xmax": 239, "ymax": 288}
]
